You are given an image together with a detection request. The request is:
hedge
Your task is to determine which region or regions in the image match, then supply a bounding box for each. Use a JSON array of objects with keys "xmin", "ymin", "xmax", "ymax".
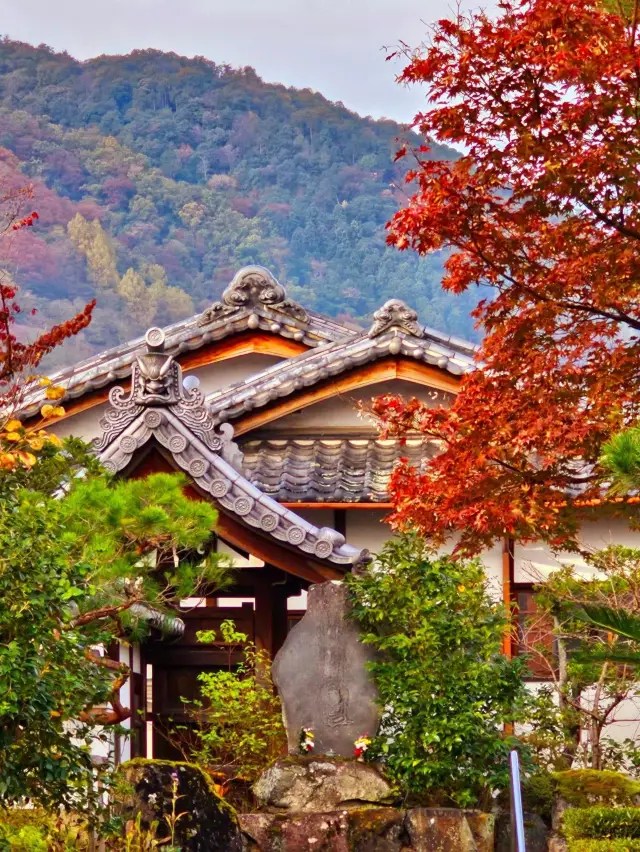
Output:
[
  {"xmin": 555, "ymin": 770, "xmax": 640, "ymax": 808},
  {"xmin": 564, "ymin": 808, "xmax": 640, "ymax": 840},
  {"xmin": 568, "ymin": 842, "xmax": 640, "ymax": 852}
]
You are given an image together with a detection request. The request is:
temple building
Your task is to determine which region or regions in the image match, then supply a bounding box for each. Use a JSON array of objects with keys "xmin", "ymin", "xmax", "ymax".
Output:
[{"xmin": 22, "ymin": 265, "xmax": 640, "ymax": 760}]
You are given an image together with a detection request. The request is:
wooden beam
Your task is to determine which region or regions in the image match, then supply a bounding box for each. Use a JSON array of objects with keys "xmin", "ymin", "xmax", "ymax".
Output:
[
  {"xmin": 124, "ymin": 446, "xmax": 345, "ymax": 584},
  {"xmin": 233, "ymin": 356, "xmax": 461, "ymax": 436},
  {"xmin": 29, "ymin": 332, "xmax": 307, "ymax": 428},
  {"xmin": 213, "ymin": 511, "xmax": 344, "ymax": 585},
  {"xmin": 282, "ymin": 502, "xmax": 392, "ymax": 510}
]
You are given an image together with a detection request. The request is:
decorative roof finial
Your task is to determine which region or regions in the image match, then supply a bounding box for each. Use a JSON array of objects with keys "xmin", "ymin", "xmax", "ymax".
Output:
[
  {"xmin": 95, "ymin": 326, "xmax": 234, "ymax": 459},
  {"xmin": 368, "ymin": 299, "xmax": 423, "ymax": 338},
  {"xmin": 200, "ymin": 266, "xmax": 309, "ymax": 326}
]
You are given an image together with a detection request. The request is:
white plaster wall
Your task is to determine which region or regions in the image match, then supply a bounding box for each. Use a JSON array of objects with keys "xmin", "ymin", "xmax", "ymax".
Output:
[
  {"xmin": 118, "ymin": 643, "xmax": 132, "ymax": 763},
  {"xmin": 517, "ymin": 517, "xmax": 640, "ymax": 748},
  {"xmin": 50, "ymin": 402, "xmax": 109, "ymax": 443},
  {"xmin": 515, "ymin": 516, "xmax": 640, "ymax": 583},
  {"xmin": 191, "ymin": 354, "xmax": 280, "ymax": 397},
  {"xmin": 264, "ymin": 380, "xmax": 452, "ymax": 432}
]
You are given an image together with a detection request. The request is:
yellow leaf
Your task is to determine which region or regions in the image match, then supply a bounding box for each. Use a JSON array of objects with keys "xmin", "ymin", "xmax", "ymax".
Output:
[
  {"xmin": 4, "ymin": 419, "xmax": 22, "ymax": 432},
  {"xmin": 39, "ymin": 377, "xmax": 51, "ymax": 387},
  {"xmin": 45, "ymin": 385, "xmax": 66, "ymax": 401},
  {"xmin": 41, "ymin": 404, "xmax": 65, "ymax": 420},
  {"xmin": 27, "ymin": 437, "xmax": 45, "ymax": 451},
  {"xmin": 17, "ymin": 451, "xmax": 37, "ymax": 468},
  {"xmin": 0, "ymin": 453, "xmax": 16, "ymax": 469},
  {"xmin": 3, "ymin": 432, "xmax": 21, "ymax": 443},
  {"xmin": 46, "ymin": 434, "xmax": 63, "ymax": 447}
]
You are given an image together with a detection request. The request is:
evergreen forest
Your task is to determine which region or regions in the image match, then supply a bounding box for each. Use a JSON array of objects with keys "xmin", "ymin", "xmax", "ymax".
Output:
[{"xmin": 0, "ymin": 39, "xmax": 477, "ymax": 366}]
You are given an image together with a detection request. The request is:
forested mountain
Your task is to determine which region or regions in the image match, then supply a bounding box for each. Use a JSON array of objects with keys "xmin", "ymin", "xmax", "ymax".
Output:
[{"xmin": 0, "ymin": 38, "xmax": 478, "ymax": 367}]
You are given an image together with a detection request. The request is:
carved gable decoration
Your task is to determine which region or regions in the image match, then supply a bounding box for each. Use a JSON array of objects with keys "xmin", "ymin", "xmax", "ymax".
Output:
[
  {"xmin": 94, "ymin": 327, "xmax": 227, "ymax": 457},
  {"xmin": 200, "ymin": 266, "xmax": 309, "ymax": 329},
  {"xmin": 368, "ymin": 299, "xmax": 423, "ymax": 339},
  {"xmin": 93, "ymin": 327, "xmax": 368, "ymax": 569}
]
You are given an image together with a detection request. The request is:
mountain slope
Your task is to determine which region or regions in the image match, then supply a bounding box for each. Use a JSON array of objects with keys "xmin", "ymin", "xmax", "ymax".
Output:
[{"xmin": 0, "ymin": 39, "xmax": 477, "ymax": 367}]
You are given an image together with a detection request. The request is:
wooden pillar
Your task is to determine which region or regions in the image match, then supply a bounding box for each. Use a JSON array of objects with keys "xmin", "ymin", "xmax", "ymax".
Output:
[
  {"xmin": 253, "ymin": 567, "xmax": 299, "ymax": 658},
  {"xmin": 502, "ymin": 537, "xmax": 515, "ymax": 659}
]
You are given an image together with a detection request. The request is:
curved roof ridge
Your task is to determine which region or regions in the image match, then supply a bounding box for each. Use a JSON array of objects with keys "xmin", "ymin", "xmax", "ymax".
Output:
[
  {"xmin": 94, "ymin": 328, "xmax": 368, "ymax": 569},
  {"xmin": 18, "ymin": 266, "xmax": 356, "ymax": 419},
  {"xmin": 206, "ymin": 305, "xmax": 477, "ymax": 425}
]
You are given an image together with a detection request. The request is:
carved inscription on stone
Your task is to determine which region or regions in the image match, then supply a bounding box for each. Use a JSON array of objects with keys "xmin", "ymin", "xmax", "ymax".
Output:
[{"xmin": 272, "ymin": 582, "xmax": 380, "ymax": 757}]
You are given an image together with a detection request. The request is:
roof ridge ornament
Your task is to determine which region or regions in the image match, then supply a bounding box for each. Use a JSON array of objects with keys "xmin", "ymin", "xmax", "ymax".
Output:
[
  {"xmin": 94, "ymin": 327, "xmax": 235, "ymax": 459},
  {"xmin": 199, "ymin": 266, "xmax": 309, "ymax": 326},
  {"xmin": 368, "ymin": 299, "xmax": 423, "ymax": 339}
]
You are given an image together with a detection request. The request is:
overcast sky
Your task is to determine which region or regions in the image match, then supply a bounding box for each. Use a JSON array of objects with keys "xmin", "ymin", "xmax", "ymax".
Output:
[{"xmin": 1, "ymin": 0, "xmax": 495, "ymax": 124}]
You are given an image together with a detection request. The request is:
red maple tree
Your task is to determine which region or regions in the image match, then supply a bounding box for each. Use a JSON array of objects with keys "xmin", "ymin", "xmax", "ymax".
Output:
[
  {"xmin": 376, "ymin": 0, "xmax": 640, "ymax": 555},
  {"xmin": 0, "ymin": 181, "xmax": 95, "ymax": 411}
]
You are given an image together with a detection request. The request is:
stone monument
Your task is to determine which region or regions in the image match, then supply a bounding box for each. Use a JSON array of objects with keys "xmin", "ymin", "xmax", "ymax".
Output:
[{"xmin": 271, "ymin": 580, "xmax": 380, "ymax": 757}]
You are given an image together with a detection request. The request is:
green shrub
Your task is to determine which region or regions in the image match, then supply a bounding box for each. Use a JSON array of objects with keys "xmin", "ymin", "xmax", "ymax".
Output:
[
  {"xmin": 568, "ymin": 842, "xmax": 640, "ymax": 851},
  {"xmin": 0, "ymin": 824, "xmax": 48, "ymax": 852},
  {"xmin": 346, "ymin": 534, "xmax": 531, "ymax": 808},
  {"xmin": 564, "ymin": 807, "xmax": 640, "ymax": 840},
  {"xmin": 555, "ymin": 770, "xmax": 640, "ymax": 808},
  {"xmin": 522, "ymin": 771, "xmax": 555, "ymax": 818}
]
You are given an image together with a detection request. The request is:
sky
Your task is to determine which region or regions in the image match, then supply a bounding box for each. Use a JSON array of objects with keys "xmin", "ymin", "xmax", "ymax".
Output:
[{"xmin": 1, "ymin": 0, "xmax": 495, "ymax": 124}]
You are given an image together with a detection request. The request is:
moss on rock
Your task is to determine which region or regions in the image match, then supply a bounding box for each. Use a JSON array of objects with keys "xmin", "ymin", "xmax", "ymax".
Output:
[{"xmin": 116, "ymin": 758, "xmax": 241, "ymax": 851}]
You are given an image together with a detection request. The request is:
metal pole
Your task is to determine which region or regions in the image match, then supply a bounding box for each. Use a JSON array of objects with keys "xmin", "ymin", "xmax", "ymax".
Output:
[{"xmin": 509, "ymin": 749, "xmax": 527, "ymax": 852}]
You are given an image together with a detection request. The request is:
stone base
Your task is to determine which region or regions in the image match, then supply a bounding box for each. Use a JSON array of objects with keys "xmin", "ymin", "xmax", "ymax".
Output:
[
  {"xmin": 495, "ymin": 811, "xmax": 550, "ymax": 852},
  {"xmin": 116, "ymin": 758, "xmax": 242, "ymax": 852},
  {"xmin": 253, "ymin": 757, "xmax": 396, "ymax": 813},
  {"xmin": 240, "ymin": 807, "xmax": 495, "ymax": 852}
]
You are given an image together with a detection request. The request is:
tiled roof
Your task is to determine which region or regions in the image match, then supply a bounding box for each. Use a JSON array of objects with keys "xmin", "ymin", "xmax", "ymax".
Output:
[
  {"xmin": 19, "ymin": 266, "xmax": 356, "ymax": 419},
  {"xmin": 241, "ymin": 434, "xmax": 437, "ymax": 503},
  {"xmin": 206, "ymin": 297, "xmax": 476, "ymax": 426},
  {"xmin": 21, "ymin": 268, "xmax": 477, "ymax": 420},
  {"xmin": 95, "ymin": 327, "xmax": 369, "ymax": 569}
]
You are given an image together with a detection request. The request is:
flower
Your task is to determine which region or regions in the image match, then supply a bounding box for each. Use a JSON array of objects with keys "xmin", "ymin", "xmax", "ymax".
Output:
[
  {"xmin": 299, "ymin": 727, "xmax": 315, "ymax": 754},
  {"xmin": 353, "ymin": 734, "xmax": 371, "ymax": 760}
]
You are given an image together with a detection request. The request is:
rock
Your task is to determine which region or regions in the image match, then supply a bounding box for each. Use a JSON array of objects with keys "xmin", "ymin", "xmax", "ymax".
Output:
[
  {"xmin": 239, "ymin": 807, "xmax": 495, "ymax": 851},
  {"xmin": 404, "ymin": 808, "xmax": 495, "ymax": 852},
  {"xmin": 272, "ymin": 581, "xmax": 380, "ymax": 757},
  {"xmin": 116, "ymin": 758, "xmax": 242, "ymax": 851},
  {"xmin": 495, "ymin": 811, "xmax": 549, "ymax": 852},
  {"xmin": 548, "ymin": 835, "xmax": 568, "ymax": 852},
  {"xmin": 253, "ymin": 756, "xmax": 395, "ymax": 813},
  {"xmin": 348, "ymin": 808, "xmax": 408, "ymax": 851},
  {"xmin": 240, "ymin": 811, "xmax": 352, "ymax": 852}
]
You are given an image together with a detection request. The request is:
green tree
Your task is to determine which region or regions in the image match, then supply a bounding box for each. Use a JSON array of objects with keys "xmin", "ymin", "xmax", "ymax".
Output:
[
  {"xmin": 346, "ymin": 533, "xmax": 529, "ymax": 807},
  {"xmin": 118, "ymin": 267, "xmax": 155, "ymax": 325},
  {"xmin": 178, "ymin": 620, "xmax": 286, "ymax": 797},
  {"xmin": 0, "ymin": 430, "xmax": 231, "ymax": 808},
  {"xmin": 523, "ymin": 549, "xmax": 640, "ymax": 770}
]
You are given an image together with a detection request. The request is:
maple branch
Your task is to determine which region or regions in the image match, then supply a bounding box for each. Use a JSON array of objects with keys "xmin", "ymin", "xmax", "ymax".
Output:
[{"xmin": 576, "ymin": 194, "xmax": 640, "ymax": 243}]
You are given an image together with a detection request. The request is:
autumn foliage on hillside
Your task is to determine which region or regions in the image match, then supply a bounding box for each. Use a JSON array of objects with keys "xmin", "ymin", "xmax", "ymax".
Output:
[
  {"xmin": 0, "ymin": 40, "xmax": 476, "ymax": 360},
  {"xmin": 377, "ymin": 0, "xmax": 640, "ymax": 554},
  {"xmin": 0, "ymin": 180, "xmax": 94, "ymax": 437}
]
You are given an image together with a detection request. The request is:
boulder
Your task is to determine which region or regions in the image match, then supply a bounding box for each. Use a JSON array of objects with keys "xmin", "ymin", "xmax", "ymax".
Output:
[
  {"xmin": 240, "ymin": 812, "xmax": 351, "ymax": 852},
  {"xmin": 495, "ymin": 811, "xmax": 549, "ymax": 852},
  {"xmin": 272, "ymin": 581, "xmax": 380, "ymax": 757},
  {"xmin": 239, "ymin": 807, "xmax": 496, "ymax": 851},
  {"xmin": 404, "ymin": 808, "xmax": 495, "ymax": 852},
  {"xmin": 116, "ymin": 758, "xmax": 242, "ymax": 851},
  {"xmin": 253, "ymin": 757, "xmax": 395, "ymax": 813}
]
